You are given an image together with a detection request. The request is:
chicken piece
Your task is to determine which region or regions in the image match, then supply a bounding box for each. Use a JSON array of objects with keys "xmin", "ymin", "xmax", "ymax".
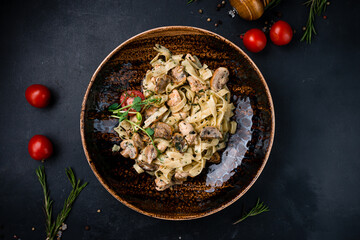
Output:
[
  {"xmin": 199, "ymin": 127, "xmax": 223, "ymax": 140},
  {"xmin": 187, "ymin": 76, "xmax": 207, "ymax": 92},
  {"xmin": 170, "ymin": 66, "xmax": 187, "ymax": 85},
  {"xmin": 156, "ymin": 139, "xmax": 169, "ymax": 152},
  {"xmin": 155, "ymin": 178, "xmax": 171, "ymax": 191},
  {"xmin": 143, "ymin": 145, "xmax": 157, "ymax": 164},
  {"xmin": 144, "ymin": 106, "xmax": 158, "ymax": 120},
  {"xmin": 167, "ymin": 89, "xmax": 182, "ymax": 107},
  {"xmin": 174, "ymin": 172, "xmax": 189, "ymax": 184},
  {"xmin": 172, "ymin": 133, "xmax": 188, "ymax": 153},
  {"xmin": 153, "ymin": 122, "xmax": 173, "ymax": 140},
  {"xmin": 179, "ymin": 121, "xmax": 197, "ymax": 145},
  {"xmin": 120, "ymin": 140, "xmax": 138, "ymax": 159},
  {"xmin": 152, "ymin": 75, "xmax": 170, "ymax": 94},
  {"xmin": 210, "ymin": 67, "xmax": 229, "ymax": 91},
  {"xmin": 208, "ymin": 152, "xmax": 221, "ymax": 164},
  {"xmin": 131, "ymin": 133, "xmax": 145, "ymax": 150}
]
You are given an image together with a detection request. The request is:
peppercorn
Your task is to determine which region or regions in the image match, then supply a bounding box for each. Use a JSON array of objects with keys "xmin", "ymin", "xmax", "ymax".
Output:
[
  {"xmin": 326, "ymin": 1, "xmax": 330, "ymax": 5},
  {"xmin": 222, "ymin": 0, "xmax": 226, "ymax": 5},
  {"xmin": 207, "ymin": 18, "xmax": 211, "ymax": 22},
  {"xmin": 85, "ymin": 225, "xmax": 91, "ymax": 231},
  {"xmin": 215, "ymin": 23, "xmax": 219, "ymax": 27},
  {"xmin": 323, "ymin": 15, "xmax": 327, "ymax": 19},
  {"xmin": 198, "ymin": 9, "xmax": 203, "ymax": 14},
  {"xmin": 302, "ymin": 26, "xmax": 306, "ymax": 31}
]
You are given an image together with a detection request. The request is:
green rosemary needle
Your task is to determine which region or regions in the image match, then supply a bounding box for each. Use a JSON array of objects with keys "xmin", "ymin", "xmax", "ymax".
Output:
[
  {"xmin": 233, "ymin": 198, "xmax": 269, "ymax": 224},
  {"xmin": 301, "ymin": 0, "xmax": 328, "ymax": 44}
]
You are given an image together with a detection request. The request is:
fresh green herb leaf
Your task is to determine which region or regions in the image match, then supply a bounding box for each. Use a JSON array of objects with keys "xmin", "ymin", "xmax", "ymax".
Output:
[
  {"xmin": 108, "ymin": 103, "xmax": 120, "ymax": 111},
  {"xmin": 132, "ymin": 96, "xmax": 142, "ymax": 105},
  {"xmin": 233, "ymin": 198, "xmax": 269, "ymax": 224},
  {"xmin": 132, "ymin": 104, "xmax": 142, "ymax": 112},
  {"xmin": 145, "ymin": 128, "xmax": 154, "ymax": 136}
]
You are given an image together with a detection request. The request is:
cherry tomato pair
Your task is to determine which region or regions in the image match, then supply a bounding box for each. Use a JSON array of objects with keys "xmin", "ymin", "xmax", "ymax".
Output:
[
  {"xmin": 25, "ymin": 84, "xmax": 53, "ymax": 160},
  {"xmin": 242, "ymin": 20, "xmax": 293, "ymax": 53}
]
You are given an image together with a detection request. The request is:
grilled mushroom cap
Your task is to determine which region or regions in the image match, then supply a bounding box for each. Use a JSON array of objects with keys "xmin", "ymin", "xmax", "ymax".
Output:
[
  {"xmin": 120, "ymin": 140, "xmax": 138, "ymax": 159},
  {"xmin": 153, "ymin": 122, "xmax": 173, "ymax": 140},
  {"xmin": 172, "ymin": 133, "xmax": 188, "ymax": 153},
  {"xmin": 152, "ymin": 75, "xmax": 170, "ymax": 94},
  {"xmin": 143, "ymin": 145, "xmax": 157, "ymax": 164},
  {"xmin": 210, "ymin": 67, "xmax": 229, "ymax": 91},
  {"xmin": 131, "ymin": 133, "xmax": 145, "ymax": 150},
  {"xmin": 199, "ymin": 126, "xmax": 223, "ymax": 140}
]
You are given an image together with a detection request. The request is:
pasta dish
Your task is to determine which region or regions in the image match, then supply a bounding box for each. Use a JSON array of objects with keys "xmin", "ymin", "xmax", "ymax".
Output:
[{"xmin": 109, "ymin": 45, "xmax": 236, "ymax": 191}]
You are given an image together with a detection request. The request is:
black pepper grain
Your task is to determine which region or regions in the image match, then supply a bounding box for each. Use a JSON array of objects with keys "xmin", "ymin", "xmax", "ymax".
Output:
[{"xmin": 85, "ymin": 225, "xmax": 91, "ymax": 231}]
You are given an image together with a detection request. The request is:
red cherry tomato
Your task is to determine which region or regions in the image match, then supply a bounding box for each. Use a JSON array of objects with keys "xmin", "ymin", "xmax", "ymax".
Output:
[
  {"xmin": 120, "ymin": 90, "xmax": 145, "ymax": 115},
  {"xmin": 28, "ymin": 135, "xmax": 53, "ymax": 161},
  {"xmin": 25, "ymin": 84, "xmax": 51, "ymax": 108},
  {"xmin": 242, "ymin": 29, "xmax": 267, "ymax": 53},
  {"xmin": 270, "ymin": 20, "xmax": 293, "ymax": 46}
]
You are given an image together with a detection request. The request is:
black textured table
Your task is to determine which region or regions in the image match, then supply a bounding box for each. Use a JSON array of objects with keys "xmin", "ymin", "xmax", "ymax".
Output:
[{"xmin": 1, "ymin": 0, "xmax": 359, "ymax": 239}]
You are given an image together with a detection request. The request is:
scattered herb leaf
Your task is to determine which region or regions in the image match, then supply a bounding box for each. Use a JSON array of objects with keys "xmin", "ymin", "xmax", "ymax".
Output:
[
  {"xmin": 145, "ymin": 128, "xmax": 154, "ymax": 136},
  {"xmin": 108, "ymin": 103, "xmax": 119, "ymax": 111}
]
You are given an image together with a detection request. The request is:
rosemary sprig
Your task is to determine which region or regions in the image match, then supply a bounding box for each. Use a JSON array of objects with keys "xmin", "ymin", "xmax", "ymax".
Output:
[
  {"xmin": 187, "ymin": 0, "xmax": 195, "ymax": 4},
  {"xmin": 264, "ymin": 0, "xmax": 282, "ymax": 10},
  {"xmin": 233, "ymin": 198, "xmax": 269, "ymax": 224},
  {"xmin": 301, "ymin": 0, "xmax": 328, "ymax": 44},
  {"xmin": 36, "ymin": 166, "xmax": 88, "ymax": 240}
]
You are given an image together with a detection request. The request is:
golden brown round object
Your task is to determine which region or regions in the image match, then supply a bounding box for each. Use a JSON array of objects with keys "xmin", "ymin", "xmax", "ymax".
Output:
[{"xmin": 229, "ymin": 0, "xmax": 272, "ymax": 21}]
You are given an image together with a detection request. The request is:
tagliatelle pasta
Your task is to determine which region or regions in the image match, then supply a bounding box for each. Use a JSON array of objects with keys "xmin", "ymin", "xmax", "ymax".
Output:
[{"xmin": 112, "ymin": 45, "xmax": 237, "ymax": 191}]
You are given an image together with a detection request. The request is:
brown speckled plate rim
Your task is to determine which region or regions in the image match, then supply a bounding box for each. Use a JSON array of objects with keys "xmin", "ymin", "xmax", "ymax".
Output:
[{"xmin": 80, "ymin": 26, "xmax": 275, "ymax": 220}]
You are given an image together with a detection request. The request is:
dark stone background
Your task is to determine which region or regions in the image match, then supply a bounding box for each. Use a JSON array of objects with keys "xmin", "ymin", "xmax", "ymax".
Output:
[{"xmin": 1, "ymin": 0, "xmax": 359, "ymax": 239}]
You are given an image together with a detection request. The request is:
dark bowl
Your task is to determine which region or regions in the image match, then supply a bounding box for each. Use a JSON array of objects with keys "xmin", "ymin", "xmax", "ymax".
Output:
[{"xmin": 80, "ymin": 26, "xmax": 275, "ymax": 220}]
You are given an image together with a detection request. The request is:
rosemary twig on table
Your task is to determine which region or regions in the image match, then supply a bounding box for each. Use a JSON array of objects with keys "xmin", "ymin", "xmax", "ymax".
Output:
[
  {"xmin": 36, "ymin": 166, "xmax": 88, "ymax": 240},
  {"xmin": 301, "ymin": 0, "xmax": 328, "ymax": 44},
  {"xmin": 264, "ymin": 0, "xmax": 282, "ymax": 10},
  {"xmin": 233, "ymin": 198, "xmax": 269, "ymax": 224}
]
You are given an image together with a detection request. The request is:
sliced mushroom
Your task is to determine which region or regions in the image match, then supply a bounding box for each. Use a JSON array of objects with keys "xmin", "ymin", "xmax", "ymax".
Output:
[
  {"xmin": 153, "ymin": 122, "xmax": 173, "ymax": 140},
  {"xmin": 208, "ymin": 152, "xmax": 221, "ymax": 164},
  {"xmin": 210, "ymin": 67, "xmax": 229, "ymax": 91},
  {"xmin": 172, "ymin": 133, "xmax": 188, "ymax": 153},
  {"xmin": 143, "ymin": 145, "xmax": 157, "ymax": 164},
  {"xmin": 170, "ymin": 66, "xmax": 187, "ymax": 85},
  {"xmin": 131, "ymin": 133, "xmax": 145, "ymax": 150},
  {"xmin": 179, "ymin": 121, "xmax": 197, "ymax": 145},
  {"xmin": 120, "ymin": 140, "xmax": 138, "ymax": 159},
  {"xmin": 155, "ymin": 178, "xmax": 171, "ymax": 191},
  {"xmin": 152, "ymin": 75, "xmax": 170, "ymax": 94},
  {"xmin": 138, "ymin": 162, "xmax": 158, "ymax": 171},
  {"xmin": 200, "ymin": 126, "xmax": 223, "ymax": 140},
  {"xmin": 174, "ymin": 172, "xmax": 189, "ymax": 184},
  {"xmin": 144, "ymin": 106, "xmax": 158, "ymax": 120},
  {"xmin": 187, "ymin": 76, "xmax": 207, "ymax": 92},
  {"xmin": 167, "ymin": 89, "xmax": 182, "ymax": 107}
]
